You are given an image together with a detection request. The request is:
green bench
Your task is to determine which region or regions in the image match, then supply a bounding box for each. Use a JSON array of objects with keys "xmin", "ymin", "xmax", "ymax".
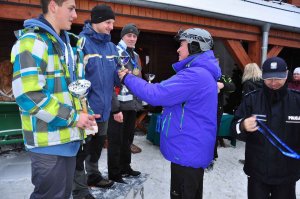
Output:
[
  {"xmin": 218, "ymin": 113, "xmax": 236, "ymax": 146},
  {"xmin": 0, "ymin": 102, "xmax": 23, "ymax": 145}
]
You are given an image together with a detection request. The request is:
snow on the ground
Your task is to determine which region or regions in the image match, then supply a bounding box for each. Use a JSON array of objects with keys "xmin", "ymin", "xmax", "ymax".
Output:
[{"xmin": 0, "ymin": 135, "xmax": 299, "ymax": 199}]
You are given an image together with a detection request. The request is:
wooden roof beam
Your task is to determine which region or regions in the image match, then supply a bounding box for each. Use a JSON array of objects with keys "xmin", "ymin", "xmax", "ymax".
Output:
[
  {"xmin": 267, "ymin": 45, "xmax": 283, "ymax": 58},
  {"xmin": 248, "ymin": 41, "xmax": 261, "ymax": 65},
  {"xmin": 223, "ymin": 39, "xmax": 252, "ymax": 70}
]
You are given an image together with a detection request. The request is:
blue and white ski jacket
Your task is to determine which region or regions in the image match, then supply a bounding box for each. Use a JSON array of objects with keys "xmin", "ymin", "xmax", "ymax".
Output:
[{"xmin": 79, "ymin": 22, "xmax": 119, "ymax": 122}]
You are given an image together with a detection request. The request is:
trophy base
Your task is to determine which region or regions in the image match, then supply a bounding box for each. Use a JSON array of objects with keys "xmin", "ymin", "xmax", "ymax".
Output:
[
  {"xmin": 118, "ymin": 94, "xmax": 133, "ymax": 101},
  {"xmin": 85, "ymin": 125, "xmax": 98, "ymax": 136}
]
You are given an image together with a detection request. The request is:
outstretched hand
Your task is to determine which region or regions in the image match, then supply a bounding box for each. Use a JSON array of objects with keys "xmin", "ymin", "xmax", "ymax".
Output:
[{"xmin": 118, "ymin": 68, "xmax": 130, "ymax": 81}]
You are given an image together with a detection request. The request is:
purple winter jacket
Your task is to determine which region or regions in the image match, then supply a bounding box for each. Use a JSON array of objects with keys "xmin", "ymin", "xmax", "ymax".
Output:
[{"xmin": 123, "ymin": 50, "xmax": 221, "ymax": 168}]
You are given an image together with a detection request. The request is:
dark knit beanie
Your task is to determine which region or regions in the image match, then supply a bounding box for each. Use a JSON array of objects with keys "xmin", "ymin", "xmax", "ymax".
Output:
[
  {"xmin": 91, "ymin": 4, "xmax": 115, "ymax": 24},
  {"xmin": 121, "ymin": 23, "xmax": 139, "ymax": 38}
]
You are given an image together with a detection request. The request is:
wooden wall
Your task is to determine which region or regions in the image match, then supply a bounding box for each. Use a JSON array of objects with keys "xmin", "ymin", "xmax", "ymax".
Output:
[
  {"xmin": 288, "ymin": 0, "xmax": 300, "ymax": 7},
  {"xmin": 0, "ymin": 19, "xmax": 179, "ymax": 82},
  {"xmin": 0, "ymin": 0, "xmax": 299, "ymax": 69},
  {"xmin": 0, "ymin": 0, "xmax": 261, "ymax": 41}
]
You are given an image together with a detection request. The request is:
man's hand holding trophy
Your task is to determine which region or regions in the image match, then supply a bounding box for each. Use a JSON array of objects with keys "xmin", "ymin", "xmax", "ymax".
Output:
[{"xmin": 68, "ymin": 79, "xmax": 99, "ymax": 135}]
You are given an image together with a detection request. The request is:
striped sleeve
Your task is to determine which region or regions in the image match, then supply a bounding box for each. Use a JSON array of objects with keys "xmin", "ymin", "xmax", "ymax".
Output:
[{"xmin": 11, "ymin": 33, "xmax": 79, "ymax": 127}]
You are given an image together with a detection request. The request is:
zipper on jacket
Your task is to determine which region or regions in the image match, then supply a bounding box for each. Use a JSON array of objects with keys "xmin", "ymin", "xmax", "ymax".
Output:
[
  {"xmin": 161, "ymin": 116, "xmax": 167, "ymax": 135},
  {"xmin": 180, "ymin": 103, "xmax": 185, "ymax": 131},
  {"xmin": 165, "ymin": 112, "xmax": 172, "ymax": 137}
]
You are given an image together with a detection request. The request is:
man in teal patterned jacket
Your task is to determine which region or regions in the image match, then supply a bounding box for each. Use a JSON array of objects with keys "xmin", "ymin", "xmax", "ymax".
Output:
[{"xmin": 10, "ymin": 0, "xmax": 98, "ymax": 198}]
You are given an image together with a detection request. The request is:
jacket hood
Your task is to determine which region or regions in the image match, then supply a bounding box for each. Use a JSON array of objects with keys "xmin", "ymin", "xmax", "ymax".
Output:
[
  {"xmin": 20, "ymin": 17, "xmax": 81, "ymax": 82},
  {"xmin": 80, "ymin": 21, "xmax": 111, "ymax": 43},
  {"xmin": 22, "ymin": 18, "xmax": 69, "ymax": 53},
  {"xmin": 172, "ymin": 50, "xmax": 221, "ymax": 81}
]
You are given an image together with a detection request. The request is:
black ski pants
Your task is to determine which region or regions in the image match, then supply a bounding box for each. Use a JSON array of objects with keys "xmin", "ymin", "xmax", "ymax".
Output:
[{"xmin": 170, "ymin": 163, "xmax": 204, "ymax": 199}]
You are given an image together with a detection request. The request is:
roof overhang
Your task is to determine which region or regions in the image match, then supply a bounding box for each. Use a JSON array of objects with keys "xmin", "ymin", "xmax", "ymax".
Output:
[{"xmin": 102, "ymin": 0, "xmax": 300, "ymax": 33}]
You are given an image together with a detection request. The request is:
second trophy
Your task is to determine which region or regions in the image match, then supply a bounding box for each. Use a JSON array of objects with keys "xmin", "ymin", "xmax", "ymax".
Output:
[{"xmin": 117, "ymin": 55, "xmax": 133, "ymax": 101}]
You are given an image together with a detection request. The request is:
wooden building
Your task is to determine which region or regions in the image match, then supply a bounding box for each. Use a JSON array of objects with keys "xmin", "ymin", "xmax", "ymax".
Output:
[{"xmin": 0, "ymin": 0, "xmax": 300, "ymax": 81}]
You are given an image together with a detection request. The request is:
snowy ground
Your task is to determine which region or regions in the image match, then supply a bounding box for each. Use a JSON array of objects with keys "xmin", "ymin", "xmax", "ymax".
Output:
[{"xmin": 0, "ymin": 135, "xmax": 299, "ymax": 199}]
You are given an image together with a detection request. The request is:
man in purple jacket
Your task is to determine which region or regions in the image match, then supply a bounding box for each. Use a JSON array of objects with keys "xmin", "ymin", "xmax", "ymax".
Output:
[{"xmin": 119, "ymin": 28, "xmax": 221, "ymax": 199}]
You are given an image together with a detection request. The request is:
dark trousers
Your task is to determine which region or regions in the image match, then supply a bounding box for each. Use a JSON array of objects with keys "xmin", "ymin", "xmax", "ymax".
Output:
[
  {"xmin": 170, "ymin": 163, "xmax": 204, "ymax": 199},
  {"xmin": 248, "ymin": 177, "xmax": 296, "ymax": 199},
  {"xmin": 213, "ymin": 107, "xmax": 223, "ymax": 159},
  {"xmin": 73, "ymin": 122, "xmax": 108, "ymax": 198},
  {"xmin": 107, "ymin": 110, "xmax": 136, "ymax": 178},
  {"xmin": 75, "ymin": 134, "xmax": 106, "ymax": 171},
  {"xmin": 29, "ymin": 152, "xmax": 76, "ymax": 199}
]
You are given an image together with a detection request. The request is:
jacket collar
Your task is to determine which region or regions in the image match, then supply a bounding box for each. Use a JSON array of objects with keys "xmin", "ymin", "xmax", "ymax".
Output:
[
  {"xmin": 81, "ymin": 21, "xmax": 111, "ymax": 43},
  {"xmin": 172, "ymin": 50, "xmax": 221, "ymax": 81},
  {"xmin": 263, "ymin": 82, "xmax": 288, "ymax": 103},
  {"xmin": 118, "ymin": 39, "xmax": 128, "ymax": 49},
  {"xmin": 172, "ymin": 53, "xmax": 201, "ymax": 73}
]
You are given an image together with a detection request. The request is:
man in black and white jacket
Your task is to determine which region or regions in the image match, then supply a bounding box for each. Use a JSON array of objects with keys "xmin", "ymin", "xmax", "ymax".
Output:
[{"xmin": 107, "ymin": 23, "xmax": 143, "ymax": 183}]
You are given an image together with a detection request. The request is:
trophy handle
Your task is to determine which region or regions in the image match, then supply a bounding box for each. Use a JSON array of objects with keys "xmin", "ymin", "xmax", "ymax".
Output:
[
  {"xmin": 81, "ymin": 98, "xmax": 88, "ymax": 113},
  {"xmin": 80, "ymin": 97, "xmax": 98, "ymax": 135}
]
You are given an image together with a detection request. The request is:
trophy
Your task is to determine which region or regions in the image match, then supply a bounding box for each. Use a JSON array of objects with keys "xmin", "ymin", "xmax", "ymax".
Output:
[
  {"xmin": 117, "ymin": 55, "xmax": 133, "ymax": 101},
  {"xmin": 68, "ymin": 79, "xmax": 98, "ymax": 135},
  {"xmin": 144, "ymin": 73, "xmax": 155, "ymax": 83},
  {"xmin": 144, "ymin": 54, "xmax": 154, "ymax": 83},
  {"xmin": 142, "ymin": 73, "xmax": 155, "ymax": 106},
  {"xmin": 142, "ymin": 56, "xmax": 154, "ymax": 106}
]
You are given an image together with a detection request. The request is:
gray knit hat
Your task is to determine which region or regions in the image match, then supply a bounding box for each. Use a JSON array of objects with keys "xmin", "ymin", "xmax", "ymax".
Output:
[{"xmin": 121, "ymin": 23, "xmax": 139, "ymax": 38}]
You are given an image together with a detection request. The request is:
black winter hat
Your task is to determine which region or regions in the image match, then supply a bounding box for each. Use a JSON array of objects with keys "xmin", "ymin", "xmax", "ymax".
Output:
[
  {"xmin": 91, "ymin": 4, "xmax": 115, "ymax": 24},
  {"xmin": 121, "ymin": 23, "xmax": 139, "ymax": 38},
  {"xmin": 262, "ymin": 57, "xmax": 288, "ymax": 79}
]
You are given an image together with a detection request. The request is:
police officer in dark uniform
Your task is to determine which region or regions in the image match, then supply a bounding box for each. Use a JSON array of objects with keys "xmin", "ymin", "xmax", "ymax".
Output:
[{"xmin": 232, "ymin": 57, "xmax": 300, "ymax": 199}]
